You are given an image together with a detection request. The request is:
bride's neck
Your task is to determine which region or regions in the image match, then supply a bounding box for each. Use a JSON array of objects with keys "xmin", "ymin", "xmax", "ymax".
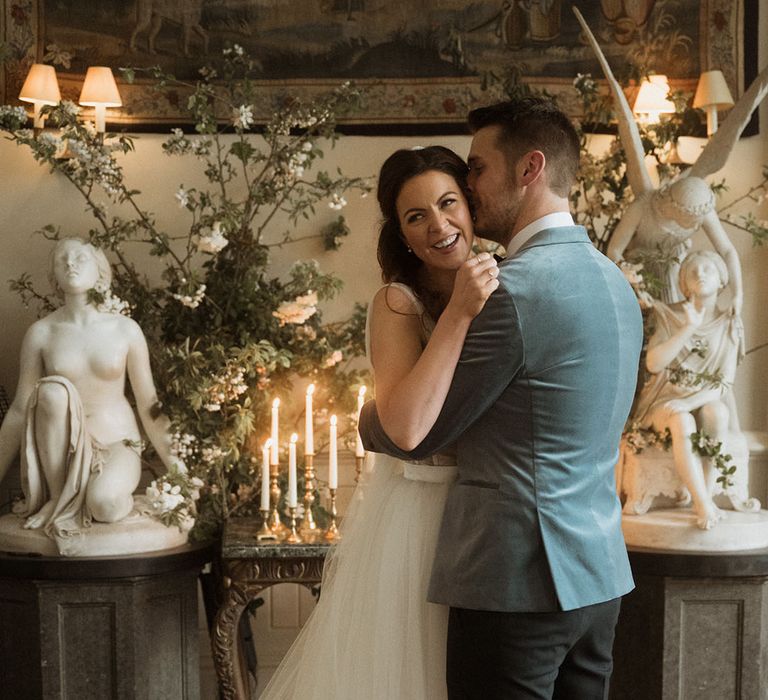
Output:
[{"xmin": 418, "ymin": 267, "xmax": 455, "ymax": 310}]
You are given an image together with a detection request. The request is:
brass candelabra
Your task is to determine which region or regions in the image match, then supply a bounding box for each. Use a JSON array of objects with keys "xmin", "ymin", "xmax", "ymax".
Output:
[
  {"xmin": 323, "ymin": 488, "xmax": 341, "ymax": 543},
  {"xmin": 299, "ymin": 452, "xmax": 320, "ymax": 541},
  {"xmin": 269, "ymin": 458, "xmax": 288, "ymax": 538}
]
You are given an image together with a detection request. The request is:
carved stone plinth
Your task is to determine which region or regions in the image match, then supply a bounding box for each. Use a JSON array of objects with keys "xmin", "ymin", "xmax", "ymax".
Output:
[
  {"xmin": 612, "ymin": 547, "xmax": 768, "ymax": 699},
  {"xmin": 213, "ymin": 518, "xmax": 330, "ymax": 700},
  {"xmin": 0, "ymin": 543, "xmax": 212, "ymax": 700},
  {"xmin": 620, "ymin": 431, "xmax": 753, "ymax": 519}
]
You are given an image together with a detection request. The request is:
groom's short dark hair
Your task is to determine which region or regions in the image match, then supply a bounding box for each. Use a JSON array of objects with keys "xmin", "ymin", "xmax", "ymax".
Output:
[{"xmin": 468, "ymin": 98, "xmax": 580, "ymax": 197}]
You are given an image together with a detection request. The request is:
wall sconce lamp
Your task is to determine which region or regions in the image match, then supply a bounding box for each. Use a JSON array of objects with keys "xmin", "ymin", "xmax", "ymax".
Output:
[
  {"xmin": 632, "ymin": 74, "xmax": 676, "ymax": 124},
  {"xmin": 693, "ymin": 70, "xmax": 734, "ymax": 137},
  {"xmin": 18, "ymin": 63, "xmax": 61, "ymax": 129},
  {"xmin": 78, "ymin": 66, "xmax": 123, "ymax": 134}
]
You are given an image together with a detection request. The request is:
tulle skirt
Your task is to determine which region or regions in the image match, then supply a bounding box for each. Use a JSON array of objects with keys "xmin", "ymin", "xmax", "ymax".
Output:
[{"xmin": 260, "ymin": 453, "xmax": 457, "ymax": 700}]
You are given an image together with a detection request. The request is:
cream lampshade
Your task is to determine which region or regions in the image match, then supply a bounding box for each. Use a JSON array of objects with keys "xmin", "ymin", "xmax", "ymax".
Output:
[
  {"xmin": 78, "ymin": 66, "xmax": 122, "ymax": 133},
  {"xmin": 18, "ymin": 64, "xmax": 61, "ymax": 128},
  {"xmin": 632, "ymin": 75, "xmax": 676, "ymax": 124},
  {"xmin": 693, "ymin": 70, "xmax": 734, "ymax": 136}
]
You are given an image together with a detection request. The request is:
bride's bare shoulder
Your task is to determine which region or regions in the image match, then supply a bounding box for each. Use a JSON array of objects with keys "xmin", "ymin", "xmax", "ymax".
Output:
[{"xmin": 371, "ymin": 283, "xmax": 422, "ymax": 318}]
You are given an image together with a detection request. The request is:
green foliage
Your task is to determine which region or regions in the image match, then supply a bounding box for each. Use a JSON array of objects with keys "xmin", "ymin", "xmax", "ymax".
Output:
[
  {"xmin": 690, "ymin": 431, "xmax": 737, "ymax": 490},
  {"xmin": 1, "ymin": 46, "xmax": 373, "ymax": 540},
  {"xmin": 623, "ymin": 423, "xmax": 673, "ymax": 454}
]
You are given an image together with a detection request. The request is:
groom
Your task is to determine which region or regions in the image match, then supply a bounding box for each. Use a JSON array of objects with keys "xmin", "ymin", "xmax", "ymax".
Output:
[{"xmin": 360, "ymin": 98, "xmax": 643, "ymax": 699}]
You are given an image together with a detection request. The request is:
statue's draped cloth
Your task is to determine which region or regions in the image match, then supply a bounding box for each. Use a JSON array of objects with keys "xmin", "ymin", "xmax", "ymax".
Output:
[{"xmin": 18, "ymin": 376, "xmax": 95, "ymax": 544}]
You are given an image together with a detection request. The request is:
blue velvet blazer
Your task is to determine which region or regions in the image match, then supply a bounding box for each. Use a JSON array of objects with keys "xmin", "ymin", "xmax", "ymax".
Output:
[{"xmin": 360, "ymin": 226, "xmax": 643, "ymax": 612}]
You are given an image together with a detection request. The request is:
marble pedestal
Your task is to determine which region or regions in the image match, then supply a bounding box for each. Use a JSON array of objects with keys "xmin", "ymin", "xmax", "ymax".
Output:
[
  {"xmin": 0, "ymin": 543, "xmax": 212, "ymax": 700},
  {"xmin": 0, "ymin": 495, "xmax": 191, "ymax": 556},
  {"xmin": 612, "ymin": 547, "xmax": 768, "ymax": 699},
  {"xmin": 622, "ymin": 508, "xmax": 768, "ymax": 551}
]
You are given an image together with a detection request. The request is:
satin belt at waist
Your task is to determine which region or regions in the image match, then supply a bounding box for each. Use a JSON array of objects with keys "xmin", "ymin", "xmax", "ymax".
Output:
[{"xmin": 402, "ymin": 462, "xmax": 458, "ymax": 484}]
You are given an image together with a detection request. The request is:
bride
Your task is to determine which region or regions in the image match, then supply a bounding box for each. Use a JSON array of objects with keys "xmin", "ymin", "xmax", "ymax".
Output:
[{"xmin": 260, "ymin": 146, "xmax": 499, "ymax": 699}]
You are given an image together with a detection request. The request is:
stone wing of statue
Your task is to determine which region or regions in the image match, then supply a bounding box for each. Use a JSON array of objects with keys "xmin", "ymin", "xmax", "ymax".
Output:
[
  {"xmin": 572, "ymin": 6, "xmax": 653, "ymax": 197},
  {"xmin": 689, "ymin": 63, "xmax": 768, "ymax": 179}
]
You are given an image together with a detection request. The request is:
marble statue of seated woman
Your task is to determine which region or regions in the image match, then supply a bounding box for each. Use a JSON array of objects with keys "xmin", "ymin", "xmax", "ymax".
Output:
[
  {"xmin": 0, "ymin": 238, "xmax": 182, "ymax": 553},
  {"xmin": 630, "ymin": 249, "xmax": 755, "ymax": 529}
]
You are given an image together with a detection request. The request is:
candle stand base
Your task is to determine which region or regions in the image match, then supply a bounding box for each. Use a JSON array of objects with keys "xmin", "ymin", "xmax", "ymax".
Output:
[
  {"xmin": 285, "ymin": 508, "xmax": 303, "ymax": 545},
  {"xmin": 323, "ymin": 488, "xmax": 341, "ymax": 543}
]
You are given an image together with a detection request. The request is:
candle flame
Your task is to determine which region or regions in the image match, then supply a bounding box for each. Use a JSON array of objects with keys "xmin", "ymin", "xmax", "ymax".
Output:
[
  {"xmin": 330, "ymin": 414, "xmax": 337, "ymax": 426},
  {"xmin": 358, "ymin": 386, "xmax": 367, "ymax": 397},
  {"xmin": 272, "ymin": 397, "xmax": 280, "ymax": 408},
  {"xmin": 290, "ymin": 433, "xmax": 298, "ymax": 443},
  {"xmin": 264, "ymin": 438, "xmax": 272, "ymax": 448},
  {"xmin": 307, "ymin": 383, "xmax": 315, "ymax": 395}
]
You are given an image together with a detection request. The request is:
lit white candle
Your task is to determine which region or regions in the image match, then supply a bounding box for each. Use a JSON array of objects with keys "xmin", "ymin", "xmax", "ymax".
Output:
[
  {"xmin": 288, "ymin": 433, "xmax": 298, "ymax": 508},
  {"xmin": 261, "ymin": 439, "xmax": 271, "ymax": 511},
  {"xmin": 355, "ymin": 386, "xmax": 367, "ymax": 458},
  {"xmin": 271, "ymin": 398, "xmax": 280, "ymax": 464},
  {"xmin": 305, "ymin": 383, "xmax": 315, "ymax": 455},
  {"xmin": 329, "ymin": 415, "xmax": 338, "ymax": 489}
]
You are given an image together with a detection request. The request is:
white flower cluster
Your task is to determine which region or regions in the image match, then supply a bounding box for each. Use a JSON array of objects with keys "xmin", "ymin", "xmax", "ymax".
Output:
[
  {"xmin": 37, "ymin": 131, "xmax": 62, "ymax": 150},
  {"xmin": 287, "ymin": 151, "xmax": 309, "ymax": 179},
  {"xmin": 65, "ymin": 135, "xmax": 124, "ymax": 197},
  {"xmin": 171, "ymin": 432, "xmax": 199, "ymax": 462},
  {"xmin": 146, "ymin": 474, "xmax": 204, "ymax": 517},
  {"xmin": 233, "ymin": 104, "xmax": 255, "ymax": 130},
  {"xmin": 273, "ymin": 290, "xmax": 318, "ymax": 326},
  {"xmin": 624, "ymin": 423, "xmax": 671, "ymax": 454},
  {"xmin": 197, "ymin": 222, "xmax": 229, "ymax": 254},
  {"xmin": 172, "ymin": 283, "xmax": 207, "ymax": 308},
  {"xmin": 176, "ymin": 187, "xmax": 190, "ymax": 208},
  {"xmin": 296, "ymin": 325, "xmax": 317, "ymax": 341},
  {"xmin": 163, "ymin": 129, "xmax": 212, "ymax": 160},
  {"xmin": 163, "ymin": 128, "xmax": 190, "ymax": 156},
  {"xmin": 201, "ymin": 444, "xmax": 229, "ymax": 465},
  {"xmin": 59, "ymin": 100, "xmax": 81, "ymax": 117},
  {"xmin": 328, "ymin": 193, "xmax": 348, "ymax": 210},
  {"xmin": 97, "ymin": 289, "xmax": 132, "ymax": 315},
  {"xmin": 190, "ymin": 138, "xmax": 211, "ymax": 158},
  {"xmin": 323, "ymin": 349, "xmax": 343, "ymax": 367},
  {"xmin": 223, "ymin": 43, "xmax": 245, "ymax": 57},
  {"xmin": 146, "ymin": 479, "xmax": 186, "ymax": 513},
  {"xmin": 204, "ymin": 365, "xmax": 249, "ymax": 412},
  {"xmin": 573, "ymin": 73, "xmax": 596, "ymax": 91},
  {"xmin": 0, "ymin": 105, "xmax": 28, "ymax": 123},
  {"xmin": 618, "ymin": 261, "xmax": 653, "ymax": 309}
]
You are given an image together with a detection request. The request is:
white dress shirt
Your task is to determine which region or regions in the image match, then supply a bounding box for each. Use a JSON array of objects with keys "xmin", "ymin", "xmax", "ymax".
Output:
[{"xmin": 504, "ymin": 212, "xmax": 575, "ymax": 259}]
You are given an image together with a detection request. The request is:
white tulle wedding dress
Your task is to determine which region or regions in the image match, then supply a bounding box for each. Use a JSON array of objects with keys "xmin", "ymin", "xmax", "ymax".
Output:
[{"xmin": 260, "ymin": 284, "xmax": 456, "ymax": 700}]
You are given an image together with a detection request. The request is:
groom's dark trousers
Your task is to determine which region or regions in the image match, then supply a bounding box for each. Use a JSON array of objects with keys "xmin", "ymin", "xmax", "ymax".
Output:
[
  {"xmin": 360, "ymin": 227, "xmax": 643, "ymax": 699},
  {"xmin": 446, "ymin": 598, "xmax": 621, "ymax": 699}
]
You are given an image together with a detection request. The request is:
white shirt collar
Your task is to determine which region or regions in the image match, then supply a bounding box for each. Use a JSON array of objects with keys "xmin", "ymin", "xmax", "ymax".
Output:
[{"xmin": 504, "ymin": 212, "xmax": 575, "ymax": 258}]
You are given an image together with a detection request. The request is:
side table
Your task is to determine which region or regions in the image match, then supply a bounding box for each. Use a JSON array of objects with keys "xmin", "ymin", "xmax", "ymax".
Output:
[
  {"xmin": 212, "ymin": 518, "xmax": 331, "ymax": 699},
  {"xmin": 612, "ymin": 545, "xmax": 768, "ymax": 699}
]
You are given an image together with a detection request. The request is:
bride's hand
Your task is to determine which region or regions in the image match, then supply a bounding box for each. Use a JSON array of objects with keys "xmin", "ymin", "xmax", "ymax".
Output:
[{"xmin": 447, "ymin": 253, "xmax": 500, "ymax": 320}]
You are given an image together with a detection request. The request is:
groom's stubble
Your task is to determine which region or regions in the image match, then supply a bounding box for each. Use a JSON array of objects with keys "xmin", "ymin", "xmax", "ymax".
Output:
[{"xmin": 472, "ymin": 168, "xmax": 524, "ymax": 249}]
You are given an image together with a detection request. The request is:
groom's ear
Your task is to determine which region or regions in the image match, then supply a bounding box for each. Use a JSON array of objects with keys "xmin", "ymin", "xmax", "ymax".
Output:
[{"xmin": 517, "ymin": 150, "xmax": 546, "ymax": 186}]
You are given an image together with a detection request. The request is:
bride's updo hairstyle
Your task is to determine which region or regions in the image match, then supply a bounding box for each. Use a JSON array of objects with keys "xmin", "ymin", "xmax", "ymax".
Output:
[{"xmin": 376, "ymin": 146, "xmax": 471, "ymax": 292}]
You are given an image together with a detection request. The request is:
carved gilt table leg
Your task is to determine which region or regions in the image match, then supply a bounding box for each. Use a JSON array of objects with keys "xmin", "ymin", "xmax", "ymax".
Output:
[{"xmin": 213, "ymin": 577, "xmax": 264, "ymax": 700}]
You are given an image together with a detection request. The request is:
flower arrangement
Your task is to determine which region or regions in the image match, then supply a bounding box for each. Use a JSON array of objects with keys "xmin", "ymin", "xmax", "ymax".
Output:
[{"xmin": 0, "ymin": 46, "xmax": 372, "ymax": 539}]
